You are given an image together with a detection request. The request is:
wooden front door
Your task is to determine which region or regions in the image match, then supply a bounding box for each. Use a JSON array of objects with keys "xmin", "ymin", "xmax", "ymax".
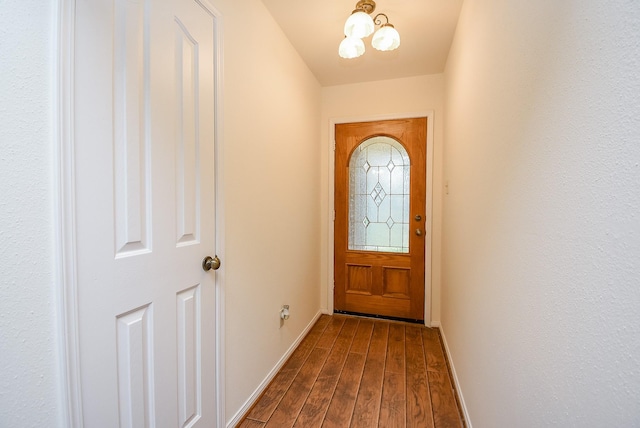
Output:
[{"xmin": 334, "ymin": 118, "xmax": 427, "ymax": 321}]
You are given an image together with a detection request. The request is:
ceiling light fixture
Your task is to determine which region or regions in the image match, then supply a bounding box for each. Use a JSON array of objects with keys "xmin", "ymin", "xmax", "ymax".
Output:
[{"xmin": 339, "ymin": 0, "xmax": 400, "ymax": 59}]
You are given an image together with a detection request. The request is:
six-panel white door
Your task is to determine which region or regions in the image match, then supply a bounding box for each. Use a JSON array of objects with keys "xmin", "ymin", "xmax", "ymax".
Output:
[{"xmin": 74, "ymin": 0, "xmax": 218, "ymax": 426}]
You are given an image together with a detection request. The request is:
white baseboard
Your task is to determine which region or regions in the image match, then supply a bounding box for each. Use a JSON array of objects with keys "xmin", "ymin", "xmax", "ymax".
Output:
[
  {"xmin": 226, "ymin": 310, "xmax": 324, "ymax": 428},
  {"xmin": 438, "ymin": 325, "xmax": 472, "ymax": 428},
  {"xmin": 430, "ymin": 320, "xmax": 441, "ymax": 327}
]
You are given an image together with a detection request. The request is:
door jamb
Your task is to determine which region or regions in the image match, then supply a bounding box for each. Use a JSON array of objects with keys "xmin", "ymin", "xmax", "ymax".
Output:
[
  {"xmin": 55, "ymin": 2, "xmax": 82, "ymax": 425},
  {"xmin": 54, "ymin": 1, "xmax": 226, "ymax": 425},
  {"xmin": 327, "ymin": 112, "xmax": 435, "ymax": 326}
]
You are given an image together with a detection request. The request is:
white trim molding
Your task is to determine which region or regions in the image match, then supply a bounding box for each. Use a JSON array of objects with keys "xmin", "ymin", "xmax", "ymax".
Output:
[
  {"xmin": 55, "ymin": 0, "xmax": 83, "ymax": 426},
  {"xmin": 326, "ymin": 111, "xmax": 435, "ymax": 326},
  {"xmin": 438, "ymin": 325, "xmax": 472, "ymax": 427}
]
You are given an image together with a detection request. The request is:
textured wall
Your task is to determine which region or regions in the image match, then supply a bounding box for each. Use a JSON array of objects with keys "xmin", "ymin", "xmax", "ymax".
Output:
[
  {"xmin": 0, "ymin": 1, "xmax": 64, "ymax": 427},
  {"xmin": 442, "ymin": 0, "xmax": 640, "ymax": 426},
  {"xmin": 320, "ymin": 75, "xmax": 445, "ymax": 324}
]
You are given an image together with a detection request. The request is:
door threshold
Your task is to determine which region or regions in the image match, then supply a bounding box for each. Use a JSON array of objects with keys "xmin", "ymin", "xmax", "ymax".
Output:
[{"xmin": 333, "ymin": 310, "xmax": 424, "ymax": 325}]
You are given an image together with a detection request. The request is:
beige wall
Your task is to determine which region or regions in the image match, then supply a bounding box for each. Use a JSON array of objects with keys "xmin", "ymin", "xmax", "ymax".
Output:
[
  {"xmin": 320, "ymin": 75, "xmax": 445, "ymax": 324},
  {"xmin": 442, "ymin": 0, "xmax": 640, "ymax": 426},
  {"xmin": 211, "ymin": 0, "xmax": 322, "ymax": 422}
]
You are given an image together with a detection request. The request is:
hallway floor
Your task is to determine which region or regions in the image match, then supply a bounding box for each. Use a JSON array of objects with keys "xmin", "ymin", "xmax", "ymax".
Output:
[{"xmin": 237, "ymin": 314, "xmax": 465, "ymax": 427}]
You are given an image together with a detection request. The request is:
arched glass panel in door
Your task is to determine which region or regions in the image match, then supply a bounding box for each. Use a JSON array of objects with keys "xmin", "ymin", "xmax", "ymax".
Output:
[{"xmin": 348, "ymin": 136, "xmax": 410, "ymax": 253}]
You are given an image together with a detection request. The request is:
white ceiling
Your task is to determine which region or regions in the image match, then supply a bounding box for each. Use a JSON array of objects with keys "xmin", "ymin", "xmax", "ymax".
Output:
[{"xmin": 261, "ymin": 0, "xmax": 463, "ymax": 87}]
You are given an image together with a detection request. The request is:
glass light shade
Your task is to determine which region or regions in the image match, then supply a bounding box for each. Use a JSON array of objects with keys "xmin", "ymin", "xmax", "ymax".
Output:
[
  {"xmin": 372, "ymin": 25, "xmax": 400, "ymax": 51},
  {"xmin": 339, "ymin": 37, "xmax": 365, "ymax": 59},
  {"xmin": 344, "ymin": 11, "xmax": 374, "ymax": 38}
]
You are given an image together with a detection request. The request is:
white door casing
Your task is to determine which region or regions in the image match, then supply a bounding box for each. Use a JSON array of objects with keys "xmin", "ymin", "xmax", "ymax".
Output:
[{"xmin": 70, "ymin": 0, "xmax": 221, "ymax": 426}]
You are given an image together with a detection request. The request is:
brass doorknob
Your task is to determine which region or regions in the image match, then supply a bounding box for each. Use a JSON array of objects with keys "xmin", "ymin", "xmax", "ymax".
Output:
[
  {"xmin": 415, "ymin": 229, "xmax": 423, "ymax": 236},
  {"xmin": 202, "ymin": 255, "xmax": 221, "ymax": 271}
]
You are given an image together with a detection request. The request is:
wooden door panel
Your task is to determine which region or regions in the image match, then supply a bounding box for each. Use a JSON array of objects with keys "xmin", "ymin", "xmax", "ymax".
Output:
[
  {"xmin": 346, "ymin": 264, "xmax": 373, "ymax": 295},
  {"xmin": 344, "ymin": 294, "xmax": 411, "ymax": 319},
  {"xmin": 382, "ymin": 267, "xmax": 411, "ymax": 298},
  {"xmin": 335, "ymin": 118, "xmax": 427, "ymax": 321}
]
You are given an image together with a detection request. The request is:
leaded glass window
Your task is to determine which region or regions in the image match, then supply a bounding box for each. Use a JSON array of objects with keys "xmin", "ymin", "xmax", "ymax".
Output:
[{"xmin": 348, "ymin": 136, "xmax": 410, "ymax": 253}]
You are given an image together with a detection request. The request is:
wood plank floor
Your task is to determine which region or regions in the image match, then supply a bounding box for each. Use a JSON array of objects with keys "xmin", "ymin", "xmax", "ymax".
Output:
[{"xmin": 237, "ymin": 314, "xmax": 465, "ymax": 428}]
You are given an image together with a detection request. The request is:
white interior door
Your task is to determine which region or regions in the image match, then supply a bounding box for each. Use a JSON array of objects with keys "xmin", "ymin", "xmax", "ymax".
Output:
[{"xmin": 74, "ymin": 0, "xmax": 218, "ymax": 426}]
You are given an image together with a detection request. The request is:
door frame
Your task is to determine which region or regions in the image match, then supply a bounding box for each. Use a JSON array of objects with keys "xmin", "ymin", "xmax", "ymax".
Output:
[
  {"xmin": 54, "ymin": 1, "xmax": 226, "ymax": 426},
  {"xmin": 327, "ymin": 112, "xmax": 434, "ymax": 326}
]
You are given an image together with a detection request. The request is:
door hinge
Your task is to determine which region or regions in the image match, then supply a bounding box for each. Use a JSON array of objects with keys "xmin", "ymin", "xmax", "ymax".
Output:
[
  {"xmin": 333, "ymin": 140, "xmax": 336, "ymax": 151},
  {"xmin": 333, "ymin": 210, "xmax": 336, "ymax": 221}
]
